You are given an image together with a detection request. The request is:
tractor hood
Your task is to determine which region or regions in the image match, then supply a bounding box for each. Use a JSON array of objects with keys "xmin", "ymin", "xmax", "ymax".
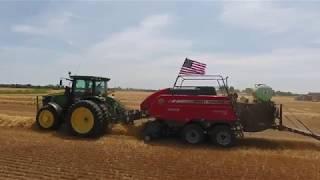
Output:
[{"xmin": 42, "ymin": 92, "xmax": 67, "ymax": 107}]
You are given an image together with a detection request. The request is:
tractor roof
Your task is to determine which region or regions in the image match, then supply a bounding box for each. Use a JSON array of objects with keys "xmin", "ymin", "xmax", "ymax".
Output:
[{"xmin": 70, "ymin": 75, "xmax": 110, "ymax": 81}]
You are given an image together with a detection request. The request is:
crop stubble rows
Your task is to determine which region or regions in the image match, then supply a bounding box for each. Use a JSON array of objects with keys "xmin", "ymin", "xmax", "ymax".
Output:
[
  {"xmin": 0, "ymin": 90, "xmax": 319, "ymax": 179},
  {"xmin": 0, "ymin": 129, "xmax": 319, "ymax": 180}
]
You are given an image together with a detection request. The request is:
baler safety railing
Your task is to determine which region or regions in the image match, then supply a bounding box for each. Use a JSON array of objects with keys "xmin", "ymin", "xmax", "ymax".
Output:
[{"xmin": 172, "ymin": 74, "xmax": 232, "ymax": 99}]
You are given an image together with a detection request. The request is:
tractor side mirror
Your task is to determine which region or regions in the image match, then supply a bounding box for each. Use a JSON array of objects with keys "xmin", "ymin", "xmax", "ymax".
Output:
[{"xmin": 59, "ymin": 80, "xmax": 63, "ymax": 86}]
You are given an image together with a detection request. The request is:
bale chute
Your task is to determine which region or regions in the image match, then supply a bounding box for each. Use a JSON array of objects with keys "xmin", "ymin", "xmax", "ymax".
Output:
[
  {"xmin": 237, "ymin": 102, "xmax": 277, "ymax": 132},
  {"xmin": 238, "ymin": 84, "xmax": 320, "ymax": 141}
]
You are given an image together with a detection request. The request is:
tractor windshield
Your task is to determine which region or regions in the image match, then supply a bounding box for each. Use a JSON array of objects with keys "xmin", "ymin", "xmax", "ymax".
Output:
[
  {"xmin": 72, "ymin": 78, "xmax": 108, "ymax": 97},
  {"xmin": 74, "ymin": 79, "xmax": 93, "ymax": 96}
]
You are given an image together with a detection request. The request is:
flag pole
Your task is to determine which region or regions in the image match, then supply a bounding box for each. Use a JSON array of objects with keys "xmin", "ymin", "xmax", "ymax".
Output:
[{"xmin": 173, "ymin": 57, "xmax": 188, "ymax": 88}]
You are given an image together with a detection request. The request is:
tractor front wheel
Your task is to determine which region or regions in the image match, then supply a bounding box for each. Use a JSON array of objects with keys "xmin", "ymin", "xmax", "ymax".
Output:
[
  {"xmin": 36, "ymin": 105, "xmax": 61, "ymax": 130},
  {"xmin": 67, "ymin": 100, "xmax": 104, "ymax": 137}
]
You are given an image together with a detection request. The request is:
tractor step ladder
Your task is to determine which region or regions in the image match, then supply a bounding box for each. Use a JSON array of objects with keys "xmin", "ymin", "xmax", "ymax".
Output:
[{"xmin": 277, "ymin": 104, "xmax": 320, "ymax": 141}]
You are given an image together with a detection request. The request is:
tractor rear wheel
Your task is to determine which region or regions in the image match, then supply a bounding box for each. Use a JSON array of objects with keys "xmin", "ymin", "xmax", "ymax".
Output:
[
  {"xmin": 36, "ymin": 105, "xmax": 61, "ymax": 130},
  {"xmin": 182, "ymin": 124, "xmax": 205, "ymax": 144},
  {"xmin": 209, "ymin": 125, "xmax": 235, "ymax": 147},
  {"xmin": 98, "ymin": 103, "xmax": 110, "ymax": 133},
  {"xmin": 67, "ymin": 100, "xmax": 104, "ymax": 137}
]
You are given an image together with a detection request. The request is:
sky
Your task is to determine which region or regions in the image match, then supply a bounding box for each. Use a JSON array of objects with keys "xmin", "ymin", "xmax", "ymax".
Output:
[{"xmin": 1, "ymin": 0, "xmax": 320, "ymax": 93}]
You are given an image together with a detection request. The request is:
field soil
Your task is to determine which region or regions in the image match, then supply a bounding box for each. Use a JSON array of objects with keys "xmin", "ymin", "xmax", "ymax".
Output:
[{"xmin": 0, "ymin": 89, "xmax": 319, "ymax": 179}]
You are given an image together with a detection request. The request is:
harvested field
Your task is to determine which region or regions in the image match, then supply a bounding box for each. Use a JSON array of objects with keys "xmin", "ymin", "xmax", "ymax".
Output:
[{"xmin": 0, "ymin": 88, "xmax": 319, "ymax": 179}]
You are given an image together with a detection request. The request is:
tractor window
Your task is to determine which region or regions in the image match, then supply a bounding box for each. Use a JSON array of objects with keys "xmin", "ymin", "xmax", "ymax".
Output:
[
  {"xmin": 74, "ymin": 80, "xmax": 93, "ymax": 95},
  {"xmin": 95, "ymin": 81, "xmax": 107, "ymax": 96}
]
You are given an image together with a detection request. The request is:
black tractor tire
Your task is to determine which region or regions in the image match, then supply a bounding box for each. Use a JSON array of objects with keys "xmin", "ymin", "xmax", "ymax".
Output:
[
  {"xmin": 67, "ymin": 100, "xmax": 104, "ymax": 137},
  {"xmin": 209, "ymin": 125, "xmax": 235, "ymax": 147},
  {"xmin": 98, "ymin": 103, "xmax": 110, "ymax": 133},
  {"xmin": 142, "ymin": 120, "xmax": 163, "ymax": 142},
  {"xmin": 181, "ymin": 124, "xmax": 205, "ymax": 144},
  {"xmin": 36, "ymin": 105, "xmax": 61, "ymax": 130}
]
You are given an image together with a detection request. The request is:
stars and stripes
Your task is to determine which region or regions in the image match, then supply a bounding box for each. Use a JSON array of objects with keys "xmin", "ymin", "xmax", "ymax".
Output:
[{"xmin": 179, "ymin": 58, "xmax": 207, "ymax": 75}]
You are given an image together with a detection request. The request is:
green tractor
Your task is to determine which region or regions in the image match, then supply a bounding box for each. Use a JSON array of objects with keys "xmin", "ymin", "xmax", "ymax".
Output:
[{"xmin": 36, "ymin": 74, "xmax": 141, "ymax": 137}]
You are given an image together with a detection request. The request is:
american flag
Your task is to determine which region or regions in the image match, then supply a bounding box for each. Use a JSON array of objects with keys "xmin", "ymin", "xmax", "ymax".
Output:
[{"xmin": 179, "ymin": 58, "xmax": 207, "ymax": 75}]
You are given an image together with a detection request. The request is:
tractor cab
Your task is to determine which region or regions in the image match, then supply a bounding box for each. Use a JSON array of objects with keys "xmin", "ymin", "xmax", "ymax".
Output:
[
  {"xmin": 64, "ymin": 76, "xmax": 110, "ymax": 103},
  {"xmin": 41, "ymin": 75, "xmax": 110, "ymax": 108}
]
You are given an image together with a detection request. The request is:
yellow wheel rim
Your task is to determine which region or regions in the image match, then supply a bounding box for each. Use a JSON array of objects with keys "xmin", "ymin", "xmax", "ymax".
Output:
[
  {"xmin": 71, "ymin": 107, "xmax": 94, "ymax": 134},
  {"xmin": 39, "ymin": 110, "xmax": 54, "ymax": 128}
]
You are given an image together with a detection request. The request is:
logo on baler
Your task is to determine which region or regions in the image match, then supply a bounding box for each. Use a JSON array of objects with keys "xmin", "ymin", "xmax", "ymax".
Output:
[
  {"xmin": 212, "ymin": 110, "xmax": 228, "ymax": 115},
  {"xmin": 167, "ymin": 108, "xmax": 180, "ymax": 112},
  {"xmin": 158, "ymin": 98, "xmax": 165, "ymax": 105},
  {"xmin": 169, "ymin": 99, "xmax": 229, "ymax": 105}
]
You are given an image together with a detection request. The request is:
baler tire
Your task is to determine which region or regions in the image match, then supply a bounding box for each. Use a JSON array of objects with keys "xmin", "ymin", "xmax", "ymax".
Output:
[
  {"xmin": 143, "ymin": 135, "xmax": 152, "ymax": 142},
  {"xmin": 182, "ymin": 124, "xmax": 205, "ymax": 144},
  {"xmin": 142, "ymin": 120, "xmax": 163, "ymax": 141},
  {"xmin": 36, "ymin": 105, "xmax": 61, "ymax": 130},
  {"xmin": 67, "ymin": 100, "xmax": 104, "ymax": 137},
  {"xmin": 209, "ymin": 125, "xmax": 235, "ymax": 147}
]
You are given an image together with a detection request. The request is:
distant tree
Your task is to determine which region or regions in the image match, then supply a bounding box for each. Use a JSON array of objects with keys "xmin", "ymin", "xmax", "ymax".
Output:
[
  {"xmin": 243, "ymin": 88, "xmax": 254, "ymax": 95},
  {"xmin": 234, "ymin": 89, "xmax": 241, "ymax": 93},
  {"xmin": 229, "ymin": 86, "xmax": 235, "ymax": 93},
  {"xmin": 274, "ymin": 91, "xmax": 297, "ymax": 96}
]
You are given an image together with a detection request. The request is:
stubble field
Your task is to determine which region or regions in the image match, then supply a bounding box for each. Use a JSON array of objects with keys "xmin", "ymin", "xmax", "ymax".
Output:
[{"xmin": 0, "ymin": 89, "xmax": 319, "ymax": 179}]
